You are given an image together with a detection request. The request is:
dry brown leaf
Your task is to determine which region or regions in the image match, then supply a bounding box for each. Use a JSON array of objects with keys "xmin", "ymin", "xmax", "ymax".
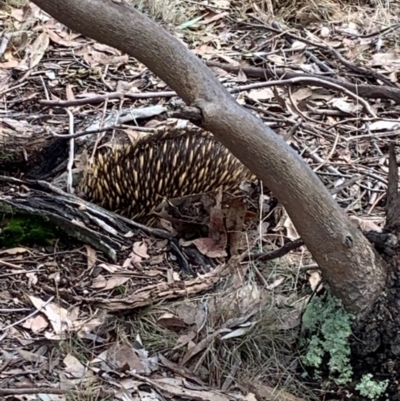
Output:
[
  {"xmin": 291, "ymin": 41, "xmax": 307, "ymax": 50},
  {"xmin": 199, "ymin": 11, "xmax": 228, "ymax": 25},
  {"xmin": 102, "ymin": 275, "xmax": 130, "ymax": 291},
  {"xmin": 350, "ymin": 216, "xmax": 382, "ymax": 232},
  {"xmin": 106, "ymin": 343, "xmax": 146, "ymax": 373},
  {"xmin": 368, "ymin": 120, "xmax": 400, "ymax": 131},
  {"xmin": 308, "ymin": 270, "xmax": 322, "ymax": 292},
  {"xmin": 46, "ymin": 29, "xmax": 82, "ymax": 48},
  {"xmin": 11, "ymin": 7, "xmax": 27, "ymax": 21},
  {"xmin": 250, "ymin": 379, "xmax": 307, "ymax": 401},
  {"xmin": 331, "ymin": 98, "xmax": 362, "ymax": 114},
  {"xmin": 28, "ymin": 31, "xmax": 50, "ymax": 69},
  {"xmin": 175, "ymin": 302, "xmax": 206, "ymax": 331},
  {"xmin": 76, "ymin": 44, "xmax": 129, "ymax": 67},
  {"xmin": 283, "ymin": 214, "xmax": 298, "ymax": 240},
  {"xmin": 0, "ymin": 54, "xmax": 21, "ymax": 69},
  {"xmin": 64, "ymin": 353, "xmax": 86, "ymax": 378},
  {"xmin": 18, "ymin": 349, "xmax": 47, "ymax": 363},
  {"xmin": 181, "ymin": 329, "xmax": 223, "ymax": 365},
  {"xmin": 235, "ymin": 67, "xmax": 248, "ymax": 83},
  {"xmin": 93, "ymin": 42, "xmax": 122, "ymax": 55},
  {"xmin": 356, "ymin": 140, "xmax": 370, "ymax": 155},
  {"xmin": 91, "ymin": 275, "xmax": 107, "ymax": 289},
  {"xmin": 174, "ymin": 331, "xmax": 197, "ymax": 349},
  {"xmin": 98, "ymin": 263, "xmax": 122, "ymax": 273},
  {"xmin": 220, "ymin": 325, "xmax": 255, "ymax": 340},
  {"xmin": 22, "ymin": 314, "xmax": 49, "ymax": 333},
  {"xmin": 191, "ymin": 237, "xmax": 227, "ymax": 258},
  {"xmin": 43, "ymin": 303, "xmax": 72, "ymax": 334},
  {"xmin": 190, "ymin": 193, "xmax": 228, "ymax": 258},
  {"xmin": 370, "ymin": 52, "xmax": 399, "ymax": 67},
  {"xmin": 265, "ymin": 276, "xmax": 285, "ymax": 290},
  {"xmin": 29, "ymin": 296, "xmax": 77, "ymax": 335},
  {"xmin": 291, "ymin": 87, "xmax": 312, "ymax": 102},
  {"xmin": 66, "ymin": 83, "xmax": 75, "ymax": 101},
  {"xmin": 133, "ymin": 241, "xmax": 150, "ymax": 259},
  {"xmin": 157, "ymin": 313, "xmax": 187, "ymax": 331},
  {"xmin": 247, "ymin": 88, "xmax": 275, "ymax": 101}
]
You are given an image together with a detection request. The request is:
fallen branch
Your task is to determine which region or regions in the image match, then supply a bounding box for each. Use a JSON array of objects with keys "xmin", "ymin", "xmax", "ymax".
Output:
[
  {"xmin": 206, "ymin": 61, "xmax": 400, "ymax": 104},
  {"xmin": 0, "ymin": 177, "xmax": 172, "ymax": 260}
]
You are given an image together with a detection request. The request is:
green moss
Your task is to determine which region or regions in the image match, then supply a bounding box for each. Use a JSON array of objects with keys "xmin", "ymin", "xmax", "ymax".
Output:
[{"xmin": 0, "ymin": 214, "xmax": 70, "ymax": 248}]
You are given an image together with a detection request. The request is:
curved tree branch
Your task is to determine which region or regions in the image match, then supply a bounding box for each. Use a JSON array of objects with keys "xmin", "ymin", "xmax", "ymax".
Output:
[{"xmin": 29, "ymin": 0, "xmax": 387, "ymax": 315}]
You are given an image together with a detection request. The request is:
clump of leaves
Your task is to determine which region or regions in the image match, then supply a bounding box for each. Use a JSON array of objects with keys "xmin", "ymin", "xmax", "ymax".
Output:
[
  {"xmin": 0, "ymin": 214, "xmax": 67, "ymax": 248},
  {"xmin": 300, "ymin": 292, "xmax": 354, "ymax": 385},
  {"xmin": 355, "ymin": 374, "xmax": 388, "ymax": 400}
]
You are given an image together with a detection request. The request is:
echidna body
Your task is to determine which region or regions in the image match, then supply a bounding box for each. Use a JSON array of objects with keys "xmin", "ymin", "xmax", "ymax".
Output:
[{"xmin": 78, "ymin": 128, "xmax": 256, "ymax": 222}]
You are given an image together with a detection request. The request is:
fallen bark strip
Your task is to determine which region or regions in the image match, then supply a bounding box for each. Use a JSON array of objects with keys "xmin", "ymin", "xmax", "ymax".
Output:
[{"xmin": 71, "ymin": 259, "xmax": 235, "ymax": 312}]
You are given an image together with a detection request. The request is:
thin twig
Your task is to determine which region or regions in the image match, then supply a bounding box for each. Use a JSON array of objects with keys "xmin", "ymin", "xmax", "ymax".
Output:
[{"xmin": 65, "ymin": 109, "xmax": 75, "ymax": 194}]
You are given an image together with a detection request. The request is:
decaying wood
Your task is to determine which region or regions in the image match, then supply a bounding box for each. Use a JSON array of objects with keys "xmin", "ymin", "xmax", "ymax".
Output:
[
  {"xmin": 29, "ymin": 0, "xmax": 388, "ymax": 317},
  {"xmin": 0, "ymin": 125, "xmax": 67, "ymax": 176},
  {"xmin": 0, "ymin": 105, "xmax": 168, "ymax": 179},
  {"xmin": 0, "ymin": 176, "xmax": 171, "ymax": 260}
]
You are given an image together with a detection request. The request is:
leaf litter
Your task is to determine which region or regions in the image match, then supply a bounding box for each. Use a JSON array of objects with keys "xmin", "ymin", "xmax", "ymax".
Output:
[{"xmin": 1, "ymin": 0, "xmax": 400, "ymax": 399}]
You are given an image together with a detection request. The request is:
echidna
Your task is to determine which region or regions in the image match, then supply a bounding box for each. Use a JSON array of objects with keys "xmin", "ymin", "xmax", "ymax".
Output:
[{"xmin": 78, "ymin": 127, "xmax": 257, "ymax": 222}]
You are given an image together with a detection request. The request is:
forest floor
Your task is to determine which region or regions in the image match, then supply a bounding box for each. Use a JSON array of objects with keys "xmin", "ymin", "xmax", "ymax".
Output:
[{"xmin": 1, "ymin": 0, "xmax": 400, "ymax": 400}]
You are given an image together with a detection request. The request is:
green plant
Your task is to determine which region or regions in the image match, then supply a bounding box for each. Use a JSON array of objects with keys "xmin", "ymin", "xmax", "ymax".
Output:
[
  {"xmin": 301, "ymin": 292, "xmax": 354, "ymax": 385},
  {"xmin": 115, "ymin": 286, "xmax": 128, "ymax": 295},
  {"xmin": 355, "ymin": 374, "xmax": 388, "ymax": 400}
]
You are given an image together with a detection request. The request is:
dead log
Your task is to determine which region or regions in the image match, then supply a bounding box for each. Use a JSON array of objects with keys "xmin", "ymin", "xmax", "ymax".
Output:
[
  {"xmin": 0, "ymin": 124, "xmax": 68, "ymax": 177},
  {"xmin": 0, "ymin": 176, "xmax": 172, "ymax": 260}
]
